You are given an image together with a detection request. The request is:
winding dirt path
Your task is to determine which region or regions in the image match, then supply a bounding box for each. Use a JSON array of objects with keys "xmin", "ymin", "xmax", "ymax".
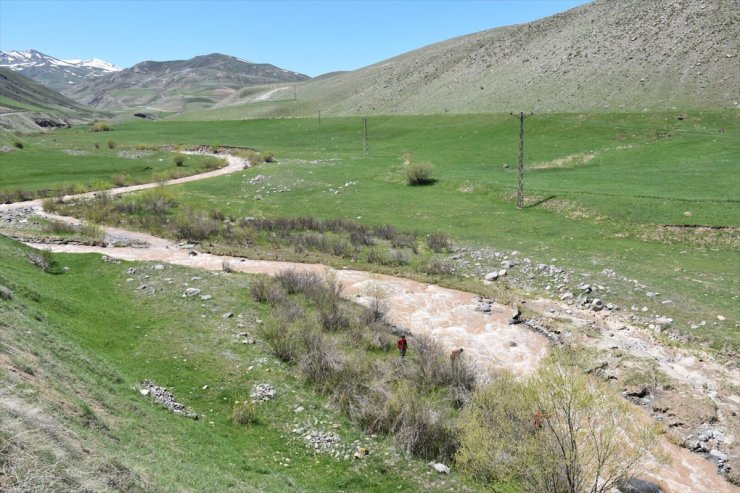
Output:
[{"xmin": 2, "ymin": 154, "xmax": 737, "ymax": 493}]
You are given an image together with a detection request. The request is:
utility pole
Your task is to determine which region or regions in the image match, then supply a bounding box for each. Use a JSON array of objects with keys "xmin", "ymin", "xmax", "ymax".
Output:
[
  {"xmin": 511, "ymin": 112, "xmax": 532, "ymax": 209},
  {"xmin": 363, "ymin": 117, "xmax": 368, "ymax": 154}
]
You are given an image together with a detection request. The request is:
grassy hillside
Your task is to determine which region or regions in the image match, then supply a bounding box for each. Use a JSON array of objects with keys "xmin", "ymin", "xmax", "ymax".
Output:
[
  {"xmin": 0, "ymin": 234, "xmax": 468, "ymax": 492},
  {"xmin": 0, "ymin": 67, "xmax": 99, "ymax": 118},
  {"xmin": 179, "ymin": 0, "xmax": 739, "ymax": 119},
  {"xmin": 13, "ymin": 112, "xmax": 738, "ymax": 353}
]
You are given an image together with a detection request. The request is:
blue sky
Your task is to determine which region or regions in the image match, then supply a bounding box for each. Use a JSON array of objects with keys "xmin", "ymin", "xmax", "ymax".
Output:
[{"xmin": 0, "ymin": 0, "xmax": 591, "ymax": 77}]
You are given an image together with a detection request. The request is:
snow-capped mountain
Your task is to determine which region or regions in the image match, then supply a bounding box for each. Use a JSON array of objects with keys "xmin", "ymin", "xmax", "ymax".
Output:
[{"xmin": 0, "ymin": 49, "xmax": 122, "ymax": 92}]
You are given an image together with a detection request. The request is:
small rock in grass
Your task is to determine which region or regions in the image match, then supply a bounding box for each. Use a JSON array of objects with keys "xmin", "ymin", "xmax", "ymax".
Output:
[
  {"xmin": 0, "ymin": 286, "xmax": 12, "ymax": 300},
  {"xmin": 183, "ymin": 288, "xmax": 201, "ymax": 297}
]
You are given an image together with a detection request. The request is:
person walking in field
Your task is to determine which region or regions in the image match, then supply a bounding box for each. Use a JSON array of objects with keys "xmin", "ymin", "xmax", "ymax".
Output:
[{"xmin": 397, "ymin": 335, "xmax": 408, "ymax": 359}]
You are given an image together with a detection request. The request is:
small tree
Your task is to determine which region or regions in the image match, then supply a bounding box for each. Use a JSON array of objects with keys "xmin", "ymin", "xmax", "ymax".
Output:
[
  {"xmin": 173, "ymin": 154, "xmax": 186, "ymax": 167},
  {"xmin": 457, "ymin": 364, "xmax": 657, "ymax": 493}
]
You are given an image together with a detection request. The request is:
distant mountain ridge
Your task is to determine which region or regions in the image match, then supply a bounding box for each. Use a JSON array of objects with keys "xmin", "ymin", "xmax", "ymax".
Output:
[
  {"xmin": 63, "ymin": 53, "xmax": 311, "ymax": 113},
  {"xmin": 0, "ymin": 67, "xmax": 101, "ymax": 131},
  {"xmin": 0, "ymin": 50, "xmax": 121, "ymax": 92}
]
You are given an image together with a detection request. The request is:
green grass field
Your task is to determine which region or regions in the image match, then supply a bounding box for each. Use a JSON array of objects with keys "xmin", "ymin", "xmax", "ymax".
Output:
[
  {"xmin": 0, "ymin": 137, "xmax": 226, "ymax": 201},
  {"xmin": 4, "ymin": 112, "xmax": 739, "ymax": 351}
]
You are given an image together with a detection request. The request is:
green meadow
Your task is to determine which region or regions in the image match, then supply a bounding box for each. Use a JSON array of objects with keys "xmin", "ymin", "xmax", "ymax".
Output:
[{"xmin": 10, "ymin": 112, "xmax": 735, "ymax": 347}]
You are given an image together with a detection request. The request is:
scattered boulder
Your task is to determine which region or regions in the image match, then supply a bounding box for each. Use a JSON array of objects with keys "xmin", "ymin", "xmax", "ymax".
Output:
[
  {"xmin": 183, "ymin": 288, "xmax": 201, "ymax": 297},
  {"xmin": 250, "ymin": 383, "xmax": 277, "ymax": 402},
  {"xmin": 624, "ymin": 385, "xmax": 649, "ymax": 398},
  {"xmin": 591, "ymin": 298, "xmax": 604, "ymax": 311},
  {"xmin": 431, "ymin": 463, "xmax": 451, "ymax": 474},
  {"xmin": 617, "ymin": 478, "xmax": 664, "ymax": 493},
  {"xmin": 484, "ymin": 271, "xmax": 499, "ymax": 281},
  {"xmin": 139, "ymin": 380, "xmax": 197, "ymax": 419},
  {"xmin": 0, "ymin": 286, "xmax": 12, "ymax": 300}
]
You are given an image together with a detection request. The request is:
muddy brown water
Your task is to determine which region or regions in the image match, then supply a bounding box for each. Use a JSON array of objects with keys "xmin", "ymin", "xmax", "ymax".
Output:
[{"xmin": 3, "ymin": 154, "xmax": 737, "ymax": 493}]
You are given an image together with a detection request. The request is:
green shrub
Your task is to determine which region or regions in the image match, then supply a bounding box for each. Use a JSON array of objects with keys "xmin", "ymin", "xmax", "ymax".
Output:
[
  {"xmin": 457, "ymin": 364, "xmax": 657, "ymax": 493},
  {"xmin": 13, "ymin": 140, "xmax": 24, "ymax": 149},
  {"xmin": 91, "ymin": 122, "xmax": 111, "ymax": 132},
  {"xmin": 405, "ymin": 162, "xmax": 435, "ymax": 185},
  {"xmin": 173, "ymin": 154, "xmax": 186, "ymax": 167},
  {"xmin": 173, "ymin": 211, "xmax": 220, "ymax": 241},
  {"xmin": 107, "ymin": 140, "xmax": 116, "ymax": 149},
  {"xmin": 232, "ymin": 400, "xmax": 259, "ymax": 425},
  {"xmin": 112, "ymin": 174, "xmax": 128, "ymax": 187},
  {"xmin": 202, "ymin": 157, "xmax": 225, "ymax": 170}
]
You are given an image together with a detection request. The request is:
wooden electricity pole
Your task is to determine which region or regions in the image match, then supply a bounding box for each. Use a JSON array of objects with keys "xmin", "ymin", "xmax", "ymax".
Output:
[
  {"xmin": 511, "ymin": 112, "xmax": 532, "ymax": 209},
  {"xmin": 363, "ymin": 117, "xmax": 368, "ymax": 154}
]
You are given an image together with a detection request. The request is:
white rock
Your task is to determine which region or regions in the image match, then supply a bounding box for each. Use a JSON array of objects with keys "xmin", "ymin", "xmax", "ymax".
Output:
[
  {"xmin": 717, "ymin": 315, "xmax": 726, "ymax": 321},
  {"xmin": 184, "ymin": 288, "xmax": 201, "ymax": 297},
  {"xmin": 432, "ymin": 463, "xmax": 450, "ymax": 474},
  {"xmin": 484, "ymin": 272, "xmax": 498, "ymax": 281}
]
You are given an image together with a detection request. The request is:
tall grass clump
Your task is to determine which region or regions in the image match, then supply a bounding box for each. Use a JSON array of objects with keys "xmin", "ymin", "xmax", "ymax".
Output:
[{"xmin": 232, "ymin": 400, "xmax": 259, "ymax": 425}]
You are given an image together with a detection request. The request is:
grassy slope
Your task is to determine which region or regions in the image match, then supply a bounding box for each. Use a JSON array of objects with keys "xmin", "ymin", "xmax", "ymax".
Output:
[
  {"xmin": 0, "ymin": 235, "xmax": 464, "ymax": 492},
  {"xmin": 7, "ymin": 112, "xmax": 739, "ymax": 348}
]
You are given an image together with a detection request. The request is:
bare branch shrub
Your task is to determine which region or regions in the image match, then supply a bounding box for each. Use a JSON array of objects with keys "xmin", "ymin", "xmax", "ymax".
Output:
[{"xmin": 426, "ymin": 233, "xmax": 451, "ymax": 253}]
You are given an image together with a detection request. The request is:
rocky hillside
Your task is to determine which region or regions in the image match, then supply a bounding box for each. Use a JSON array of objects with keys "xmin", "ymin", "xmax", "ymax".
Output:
[
  {"xmin": 64, "ymin": 53, "xmax": 310, "ymax": 113},
  {"xmin": 0, "ymin": 67, "xmax": 101, "ymax": 131},
  {"xmin": 0, "ymin": 50, "xmax": 121, "ymax": 92},
  {"xmin": 206, "ymin": 0, "xmax": 738, "ymax": 117}
]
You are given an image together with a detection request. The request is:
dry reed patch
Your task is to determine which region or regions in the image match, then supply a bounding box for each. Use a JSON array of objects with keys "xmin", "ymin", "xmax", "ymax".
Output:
[{"xmin": 528, "ymin": 152, "xmax": 597, "ymax": 170}]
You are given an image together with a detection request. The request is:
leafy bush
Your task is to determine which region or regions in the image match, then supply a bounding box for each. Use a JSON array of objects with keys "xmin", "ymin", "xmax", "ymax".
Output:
[
  {"xmin": 405, "ymin": 162, "xmax": 435, "ymax": 185},
  {"xmin": 107, "ymin": 140, "xmax": 116, "ymax": 149},
  {"xmin": 13, "ymin": 140, "xmax": 24, "ymax": 149},
  {"xmin": 91, "ymin": 122, "xmax": 111, "ymax": 132},
  {"xmin": 112, "ymin": 174, "xmax": 128, "ymax": 187},
  {"xmin": 173, "ymin": 154, "xmax": 186, "ymax": 167}
]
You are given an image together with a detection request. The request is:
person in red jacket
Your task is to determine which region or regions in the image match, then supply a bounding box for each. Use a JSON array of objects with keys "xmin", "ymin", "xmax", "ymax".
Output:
[{"xmin": 397, "ymin": 335, "xmax": 408, "ymax": 359}]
